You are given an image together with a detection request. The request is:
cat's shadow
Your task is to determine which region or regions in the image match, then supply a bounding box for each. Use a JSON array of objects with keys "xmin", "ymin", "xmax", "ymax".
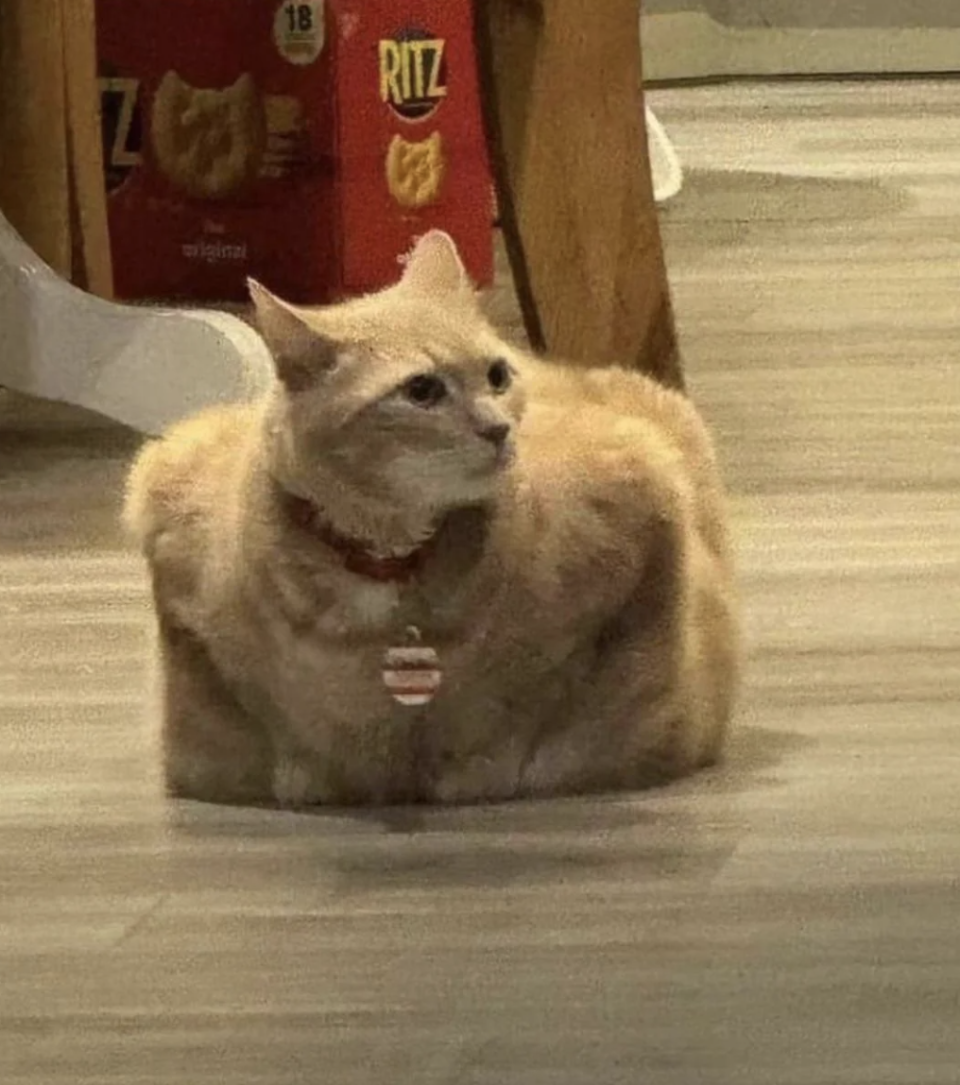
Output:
[
  {"xmin": 321, "ymin": 723, "xmax": 811, "ymax": 892},
  {"xmin": 164, "ymin": 723, "xmax": 810, "ymax": 891}
]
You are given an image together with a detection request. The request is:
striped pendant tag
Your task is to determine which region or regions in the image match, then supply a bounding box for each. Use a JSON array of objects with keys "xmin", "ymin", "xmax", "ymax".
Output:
[{"xmin": 382, "ymin": 627, "xmax": 442, "ymax": 707}]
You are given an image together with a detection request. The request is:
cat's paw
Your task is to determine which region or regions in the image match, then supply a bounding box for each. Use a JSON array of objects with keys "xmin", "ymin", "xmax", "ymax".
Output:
[
  {"xmin": 272, "ymin": 756, "xmax": 325, "ymax": 808},
  {"xmin": 433, "ymin": 754, "xmax": 523, "ymax": 806}
]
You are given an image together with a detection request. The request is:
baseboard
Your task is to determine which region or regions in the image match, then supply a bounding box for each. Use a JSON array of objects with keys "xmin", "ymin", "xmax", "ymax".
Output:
[{"xmin": 641, "ymin": 11, "xmax": 960, "ymax": 82}]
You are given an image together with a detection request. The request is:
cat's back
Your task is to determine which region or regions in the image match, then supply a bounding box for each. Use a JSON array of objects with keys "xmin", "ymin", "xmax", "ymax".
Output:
[
  {"xmin": 123, "ymin": 402, "xmax": 260, "ymax": 552},
  {"xmin": 518, "ymin": 358, "xmax": 732, "ymax": 562},
  {"xmin": 524, "ymin": 359, "xmax": 715, "ymax": 468}
]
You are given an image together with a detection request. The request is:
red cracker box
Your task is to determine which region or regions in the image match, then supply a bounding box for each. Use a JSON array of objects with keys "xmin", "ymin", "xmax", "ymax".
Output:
[{"xmin": 96, "ymin": 0, "xmax": 494, "ymax": 304}]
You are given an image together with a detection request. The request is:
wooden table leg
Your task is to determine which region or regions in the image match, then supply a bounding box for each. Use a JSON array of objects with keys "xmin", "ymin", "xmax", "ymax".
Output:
[
  {"xmin": 0, "ymin": 0, "xmax": 112, "ymax": 296},
  {"xmin": 473, "ymin": 0, "xmax": 684, "ymax": 390},
  {"xmin": 0, "ymin": 0, "xmax": 73, "ymax": 280}
]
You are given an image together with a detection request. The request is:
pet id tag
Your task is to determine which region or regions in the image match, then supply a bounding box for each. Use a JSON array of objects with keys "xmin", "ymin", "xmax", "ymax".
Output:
[{"xmin": 382, "ymin": 626, "xmax": 442, "ymax": 707}]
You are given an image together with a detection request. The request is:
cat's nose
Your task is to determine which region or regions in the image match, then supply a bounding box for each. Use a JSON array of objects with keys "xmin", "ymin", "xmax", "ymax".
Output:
[{"xmin": 478, "ymin": 422, "xmax": 511, "ymax": 448}]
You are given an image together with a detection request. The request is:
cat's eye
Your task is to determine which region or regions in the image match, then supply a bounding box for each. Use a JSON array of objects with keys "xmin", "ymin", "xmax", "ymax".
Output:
[
  {"xmin": 403, "ymin": 374, "xmax": 447, "ymax": 407},
  {"xmin": 488, "ymin": 359, "xmax": 512, "ymax": 394}
]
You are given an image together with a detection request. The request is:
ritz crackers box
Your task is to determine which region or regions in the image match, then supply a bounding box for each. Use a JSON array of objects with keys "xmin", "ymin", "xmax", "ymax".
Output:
[{"xmin": 96, "ymin": 0, "xmax": 494, "ymax": 303}]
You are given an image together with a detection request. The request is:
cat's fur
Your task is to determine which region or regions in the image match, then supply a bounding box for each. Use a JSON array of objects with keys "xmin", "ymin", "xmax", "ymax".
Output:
[{"xmin": 124, "ymin": 231, "xmax": 740, "ymax": 807}]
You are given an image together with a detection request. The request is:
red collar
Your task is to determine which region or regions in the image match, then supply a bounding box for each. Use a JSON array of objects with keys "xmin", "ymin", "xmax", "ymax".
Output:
[{"xmin": 282, "ymin": 493, "xmax": 434, "ymax": 584}]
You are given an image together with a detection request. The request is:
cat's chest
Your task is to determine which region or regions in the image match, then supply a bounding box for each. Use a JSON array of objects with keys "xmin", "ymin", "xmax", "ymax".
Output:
[
  {"xmin": 239, "ymin": 546, "xmax": 590, "ymax": 734},
  {"xmin": 250, "ymin": 578, "xmax": 444, "ymax": 718},
  {"xmin": 265, "ymin": 608, "xmax": 573, "ymax": 733},
  {"xmin": 314, "ymin": 580, "xmax": 403, "ymax": 635}
]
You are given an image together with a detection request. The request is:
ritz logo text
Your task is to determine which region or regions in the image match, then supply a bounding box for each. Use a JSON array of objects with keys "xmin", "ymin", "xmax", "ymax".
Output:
[{"xmin": 378, "ymin": 31, "xmax": 447, "ymax": 121}]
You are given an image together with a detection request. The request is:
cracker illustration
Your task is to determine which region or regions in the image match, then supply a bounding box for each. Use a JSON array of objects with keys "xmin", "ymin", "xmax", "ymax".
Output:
[
  {"xmin": 385, "ymin": 132, "xmax": 446, "ymax": 209},
  {"xmin": 151, "ymin": 71, "xmax": 267, "ymax": 200}
]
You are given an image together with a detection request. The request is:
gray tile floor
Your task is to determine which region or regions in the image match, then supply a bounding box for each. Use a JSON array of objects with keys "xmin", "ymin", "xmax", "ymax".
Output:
[{"xmin": 2, "ymin": 81, "xmax": 959, "ymax": 1082}]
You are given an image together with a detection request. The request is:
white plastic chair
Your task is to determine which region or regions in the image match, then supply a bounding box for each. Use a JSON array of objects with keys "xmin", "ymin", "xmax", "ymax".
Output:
[{"xmin": 0, "ymin": 210, "xmax": 274, "ymax": 435}]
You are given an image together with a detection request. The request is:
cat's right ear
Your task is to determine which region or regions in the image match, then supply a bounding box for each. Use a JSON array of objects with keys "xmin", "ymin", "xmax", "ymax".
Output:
[
  {"xmin": 248, "ymin": 279, "xmax": 337, "ymax": 392},
  {"xmin": 398, "ymin": 230, "xmax": 475, "ymax": 301}
]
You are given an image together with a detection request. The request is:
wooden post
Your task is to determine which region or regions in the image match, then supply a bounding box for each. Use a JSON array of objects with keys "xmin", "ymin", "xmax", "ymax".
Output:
[
  {"xmin": 0, "ymin": 0, "xmax": 73, "ymax": 278},
  {"xmin": 474, "ymin": 0, "xmax": 683, "ymax": 389},
  {"xmin": 0, "ymin": 0, "xmax": 112, "ymax": 296}
]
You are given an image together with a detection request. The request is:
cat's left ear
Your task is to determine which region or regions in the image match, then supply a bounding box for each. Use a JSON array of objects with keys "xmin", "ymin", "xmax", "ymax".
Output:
[
  {"xmin": 398, "ymin": 230, "xmax": 476, "ymax": 303},
  {"xmin": 248, "ymin": 279, "xmax": 337, "ymax": 392}
]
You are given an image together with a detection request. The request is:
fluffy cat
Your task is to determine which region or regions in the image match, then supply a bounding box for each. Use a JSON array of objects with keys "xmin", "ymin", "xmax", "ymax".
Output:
[{"xmin": 124, "ymin": 231, "xmax": 740, "ymax": 807}]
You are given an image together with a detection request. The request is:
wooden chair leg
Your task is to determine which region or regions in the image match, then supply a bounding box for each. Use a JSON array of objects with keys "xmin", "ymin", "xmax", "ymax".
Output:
[
  {"xmin": 62, "ymin": 0, "xmax": 114, "ymax": 298},
  {"xmin": 0, "ymin": 0, "xmax": 73, "ymax": 280},
  {"xmin": 473, "ymin": 0, "xmax": 684, "ymax": 390},
  {"xmin": 0, "ymin": 0, "xmax": 113, "ymax": 296}
]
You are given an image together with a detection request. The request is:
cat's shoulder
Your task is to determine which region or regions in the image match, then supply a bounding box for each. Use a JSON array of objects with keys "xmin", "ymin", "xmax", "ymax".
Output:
[
  {"xmin": 522, "ymin": 358, "xmax": 719, "ymax": 474},
  {"xmin": 123, "ymin": 402, "xmax": 259, "ymax": 546},
  {"xmin": 527, "ymin": 358, "xmax": 706, "ymax": 428}
]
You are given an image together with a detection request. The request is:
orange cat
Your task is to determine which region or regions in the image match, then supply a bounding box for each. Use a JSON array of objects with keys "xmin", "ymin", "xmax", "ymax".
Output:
[{"xmin": 124, "ymin": 232, "xmax": 740, "ymax": 806}]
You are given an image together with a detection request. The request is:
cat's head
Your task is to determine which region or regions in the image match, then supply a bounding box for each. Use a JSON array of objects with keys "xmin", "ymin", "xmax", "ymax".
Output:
[{"xmin": 249, "ymin": 231, "xmax": 527, "ymax": 517}]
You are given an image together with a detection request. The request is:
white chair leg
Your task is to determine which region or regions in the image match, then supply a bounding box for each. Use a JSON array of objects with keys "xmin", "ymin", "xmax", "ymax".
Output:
[
  {"xmin": 645, "ymin": 106, "xmax": 684, "ymax": 205},
  {"xmin": 0, "ymin": 211, "xmax": 274, "ymax": 436}
]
